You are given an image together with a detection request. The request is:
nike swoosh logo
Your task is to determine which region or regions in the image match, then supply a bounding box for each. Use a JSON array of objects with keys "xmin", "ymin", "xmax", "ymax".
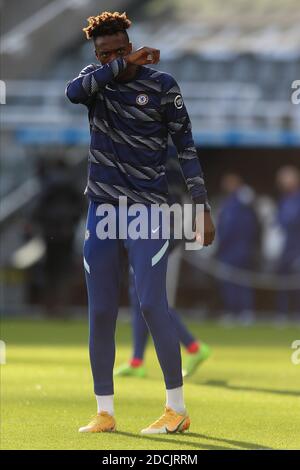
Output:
[
  {"xmin": 166, "ymin": 417, "xmax": 187, "ymax": 434},
  {"xmin": 105, "ymin": 85, "xmax": 115, "ymax": 91},
  {"xmin": 151, "ymin": 226, "xmax": 160, "ymax": 234}
]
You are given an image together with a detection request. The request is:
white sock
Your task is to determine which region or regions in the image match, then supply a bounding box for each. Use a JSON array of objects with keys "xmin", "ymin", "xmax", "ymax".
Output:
[
  {"xmin": 96, "ymin": 395, "xmax": 114, "ymax": 416},
  {"xmin": 166, "ymin": 386, "xmax": 186, "ymax": 415}
]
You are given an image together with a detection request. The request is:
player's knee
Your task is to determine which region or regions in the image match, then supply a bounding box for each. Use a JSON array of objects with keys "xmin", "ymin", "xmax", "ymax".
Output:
[
  {"xmin": 140, "ymin": 300, "xmax": 157, "ymax": 319},
  {"xmin": 89, "ymin": 308, "xmax": 111, "ymax": 322}
]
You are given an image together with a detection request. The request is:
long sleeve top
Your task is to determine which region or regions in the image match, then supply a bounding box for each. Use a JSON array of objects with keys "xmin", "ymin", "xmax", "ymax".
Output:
[{"xmin": 66, "ymin": 57, "xmax": 210, "ymax": 207}]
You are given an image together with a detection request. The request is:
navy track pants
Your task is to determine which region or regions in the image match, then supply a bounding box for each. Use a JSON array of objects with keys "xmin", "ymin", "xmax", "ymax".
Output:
[{"xmin": 83, "ymin": 201, "xmax": 183, "ymax": 395}]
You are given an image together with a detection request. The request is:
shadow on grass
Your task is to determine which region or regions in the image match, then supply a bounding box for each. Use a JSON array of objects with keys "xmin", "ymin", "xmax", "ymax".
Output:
[
  {"xmin": 115, "ymin": 431, "xmax": 272, "ymax": 450},
  {"xmin": 192, "ymin": 379, "xmax": 300, "ymax": 397},
  {"xmin": 188, "ymin": 433, "xmax": 272, "ymax": 450}
]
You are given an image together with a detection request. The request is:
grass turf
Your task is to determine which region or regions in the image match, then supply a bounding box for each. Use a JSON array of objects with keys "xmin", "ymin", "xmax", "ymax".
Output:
[{"xmin": 1, "ymin": 318, "xmax": 300, "ymax": 450}]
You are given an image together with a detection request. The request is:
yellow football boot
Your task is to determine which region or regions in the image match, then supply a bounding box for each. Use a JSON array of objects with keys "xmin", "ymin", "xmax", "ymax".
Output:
[
  {"xmin": 141, "ymin": 407, "xmax": 190, "ymax": 434},
  {"xmin": 78, "ymin": 411, "xmax": 116, "ymax": 433}
]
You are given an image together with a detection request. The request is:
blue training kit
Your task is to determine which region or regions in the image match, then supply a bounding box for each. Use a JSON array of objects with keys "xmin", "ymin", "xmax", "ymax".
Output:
[
  {"xmin": 129, "ymin": 266, "xmax": 195, "ymax": 361},
  {"xmin": 84, "ymin": 203, "xmax": 182, "ymax": 394},
  {"xmin": 65, "ymin": 57, "xmax": 209, "ymax": 207},
  {"xmin": 277, "ymin": 190, "xmax": 300, "ymax": 313},
  {"xmin": 128, "ymin": 147, "xmax": 196, "ymax": 361},
  {"xmin": 66, "ymin": 57, "xmax": 210, "ymax": 395}
]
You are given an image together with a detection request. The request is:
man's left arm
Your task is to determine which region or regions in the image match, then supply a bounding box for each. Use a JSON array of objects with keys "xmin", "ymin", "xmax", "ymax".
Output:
[{"xmin": 163, "ymin": 77, "xmax": 215, "ymax": 246}]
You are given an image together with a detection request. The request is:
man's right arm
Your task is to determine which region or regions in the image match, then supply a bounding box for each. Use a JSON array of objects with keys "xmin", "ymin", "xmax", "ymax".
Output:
[{"xmin": 65, "ymin": 57, "xmax": 127, "ymax": 105}]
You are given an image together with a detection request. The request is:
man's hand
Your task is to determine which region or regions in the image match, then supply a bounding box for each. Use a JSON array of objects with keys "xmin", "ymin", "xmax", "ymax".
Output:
[
  {"xmin": 195, "ymin": 211, "xmax": 216, "ymax": 247},
  {"xmin": 124, "ymin": 47, "xmax": 160, "ymax": 66}
]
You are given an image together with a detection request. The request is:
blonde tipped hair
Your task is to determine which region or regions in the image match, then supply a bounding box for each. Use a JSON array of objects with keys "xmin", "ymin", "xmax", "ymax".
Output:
[{"xmin": 83, "ymin": 11, "xmax": 131, "ymax": 40}]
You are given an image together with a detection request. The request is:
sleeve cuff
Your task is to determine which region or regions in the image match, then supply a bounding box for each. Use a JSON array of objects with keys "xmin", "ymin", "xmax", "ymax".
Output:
[
  {"xmin": 192, "ymin": 198, "xmax": 211, "ymax": 212},
  {"xmin": 110, "ymin": 57, "xmax": 127, "ymax": 77}
]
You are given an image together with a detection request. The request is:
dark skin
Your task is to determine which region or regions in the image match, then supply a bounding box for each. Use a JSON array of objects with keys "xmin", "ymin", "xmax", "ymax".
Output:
[
  {"xmin": 94, "ymin": 31, "xmax": 160, "ymax": 81},
  {"xmin": 94, "ymin": 32, "xmax": 215, "ymax": 246}
]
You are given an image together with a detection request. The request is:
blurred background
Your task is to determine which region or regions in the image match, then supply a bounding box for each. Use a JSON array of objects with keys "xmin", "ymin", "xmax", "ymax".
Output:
[{"xmin": 1, "ymin": 0, "xmax": 300, "ymax": 322}]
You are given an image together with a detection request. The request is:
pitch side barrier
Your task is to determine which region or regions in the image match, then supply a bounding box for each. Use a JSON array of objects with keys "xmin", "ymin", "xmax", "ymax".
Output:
[{"xmin": 183, "ymin": 253, "xmax": 300, "ymax": 291}]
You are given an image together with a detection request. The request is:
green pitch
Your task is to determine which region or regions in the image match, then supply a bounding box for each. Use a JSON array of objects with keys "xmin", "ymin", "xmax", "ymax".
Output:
[{"xmin": 1, "ymin": 318, "xmax": 300, "ymax": 450}]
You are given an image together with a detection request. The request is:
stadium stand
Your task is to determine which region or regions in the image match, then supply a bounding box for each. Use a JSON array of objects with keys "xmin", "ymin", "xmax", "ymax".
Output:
[{"xmin": 1, "ymin": 0, "xmax": 300, "ymax": 314}]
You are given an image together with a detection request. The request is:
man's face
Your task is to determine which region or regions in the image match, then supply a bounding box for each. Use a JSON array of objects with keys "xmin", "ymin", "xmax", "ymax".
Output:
[
  {"xmin": 94, "ymin": 32, "xmax": 132, "ymax": 65},
  {"xmin": 276, "ymin": 166, "xmax": 300, "ymax": 194},
  {"xmin": 221, "ymin": 173, "xmax": 242, "ymax": 194}
]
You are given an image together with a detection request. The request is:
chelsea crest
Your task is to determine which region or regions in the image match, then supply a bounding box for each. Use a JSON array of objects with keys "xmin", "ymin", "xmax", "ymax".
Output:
[{"xmin": 136, "ymin": 93, "xmax": 149, "ymax": 106}]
